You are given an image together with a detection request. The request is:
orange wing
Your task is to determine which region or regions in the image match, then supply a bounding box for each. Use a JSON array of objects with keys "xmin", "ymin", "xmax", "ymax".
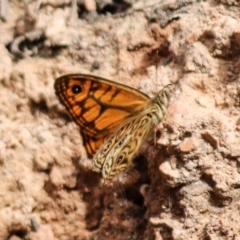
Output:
[
  {"xmin": 80, "ymin": 131, "xmax": 110, "ymax": 158},
  {"xmin": 54, "ymin": 74, "xmax": 150, "ymax": 157}
]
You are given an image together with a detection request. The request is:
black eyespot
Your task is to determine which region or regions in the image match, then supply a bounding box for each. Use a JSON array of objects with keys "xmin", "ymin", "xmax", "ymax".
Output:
[{"xmin": 72, "ymin": 84, "xmax": 82, "ymax": 94}]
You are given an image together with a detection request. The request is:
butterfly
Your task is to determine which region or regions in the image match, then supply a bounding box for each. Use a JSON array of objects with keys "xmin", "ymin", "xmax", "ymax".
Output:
[{"xmin": 54, "ymin": 74, "xmax": 172, "ymax": 184}]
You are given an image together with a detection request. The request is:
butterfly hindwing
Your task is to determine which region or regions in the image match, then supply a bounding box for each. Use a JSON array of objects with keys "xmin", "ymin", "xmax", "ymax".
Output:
[
  {"xmin": 93, "ymin": 87, "xmax": 172, "ymax": 183},
  {"xmin": 96, "ymin": 108, "xmax": 154, "ymax": 183}
]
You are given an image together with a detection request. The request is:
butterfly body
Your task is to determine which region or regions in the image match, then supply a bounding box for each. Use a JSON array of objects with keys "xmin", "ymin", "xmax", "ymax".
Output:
[{"xmin": 54, "ymin": 74, "xmax": 171, "ymax": 184}]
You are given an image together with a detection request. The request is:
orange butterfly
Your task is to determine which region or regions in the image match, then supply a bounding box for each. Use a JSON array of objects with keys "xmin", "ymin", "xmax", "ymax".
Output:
[{"xmin": 54, "ymin": 74, "xmax": 171, "ymax": 183}]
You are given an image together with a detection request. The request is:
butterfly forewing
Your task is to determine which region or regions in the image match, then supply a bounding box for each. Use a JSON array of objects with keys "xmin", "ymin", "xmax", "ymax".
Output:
[{"xmin": 54, "ymin": 74, "xmax": 151, "ymax": 157}]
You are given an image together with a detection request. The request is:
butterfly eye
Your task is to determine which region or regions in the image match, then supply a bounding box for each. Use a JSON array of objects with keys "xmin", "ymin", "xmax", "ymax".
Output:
[{"xmin": 72, "ymin": 85, "xmax": 82, "ymax": 94}]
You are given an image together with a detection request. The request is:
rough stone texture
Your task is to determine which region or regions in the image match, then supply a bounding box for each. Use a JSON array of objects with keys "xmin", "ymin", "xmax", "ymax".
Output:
[{"xmin": 1, "ymin": 0, "xmax": 240, "ymax": 239}]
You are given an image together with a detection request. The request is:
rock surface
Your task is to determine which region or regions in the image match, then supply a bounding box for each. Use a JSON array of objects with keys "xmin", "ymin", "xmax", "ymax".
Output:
[{"xmin": 1, "ymin": 0, "xmax": 240, "ymax": 239}]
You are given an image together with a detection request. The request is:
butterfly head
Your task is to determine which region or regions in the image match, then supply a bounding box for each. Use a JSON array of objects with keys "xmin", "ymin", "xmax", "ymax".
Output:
[{"xmin": 152, "ymin": 84, "xmax": 172, "ymax": 113}]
